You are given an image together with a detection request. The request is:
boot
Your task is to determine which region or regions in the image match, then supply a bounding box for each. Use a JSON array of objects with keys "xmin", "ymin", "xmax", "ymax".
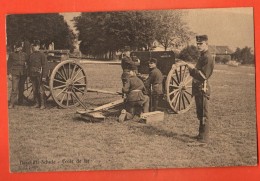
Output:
[
  {"xmin": 8, "ymin": 104, "xmax": 14, "ymax": 109},
  {"xmin": 40, "ymin": 93, "xmax": 46, "ymax": 110},
  {"xmin": 33, "ymin": 97, "xmax": 40, "ymax": 108}
]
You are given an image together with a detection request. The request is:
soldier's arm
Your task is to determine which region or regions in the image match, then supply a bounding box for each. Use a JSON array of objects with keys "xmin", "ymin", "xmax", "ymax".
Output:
[
  {"xmin": 41, "ymin": 53, "xmax": 48, "ymax": 79},
  {"xmin": 188, "ymin": 57, "xmax": 213, "ymax": 81},
  {"xmin": 122, "ymin": 78, "xmax": 130, "ymax": 93},
  {"xmin": 7, "ymin": 53, "xmax": 13, "ymax": 75}
]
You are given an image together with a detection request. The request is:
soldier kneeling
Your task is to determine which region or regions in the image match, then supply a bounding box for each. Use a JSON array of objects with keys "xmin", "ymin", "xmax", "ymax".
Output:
[{"xmin": 118, "ymin": 69, "xmax": 149, "ymax": 122}]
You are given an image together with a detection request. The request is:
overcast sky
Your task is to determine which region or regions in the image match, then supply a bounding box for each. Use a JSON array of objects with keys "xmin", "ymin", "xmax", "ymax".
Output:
[{"xmin": 61, "ymin": 7, "xmax": 254, "ymax": 50}]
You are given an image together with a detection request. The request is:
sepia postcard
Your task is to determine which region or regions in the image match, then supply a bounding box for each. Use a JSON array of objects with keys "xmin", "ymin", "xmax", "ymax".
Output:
[{"xmin": 6, "ymin": 7, "xmax": 257, "ymax": 174}]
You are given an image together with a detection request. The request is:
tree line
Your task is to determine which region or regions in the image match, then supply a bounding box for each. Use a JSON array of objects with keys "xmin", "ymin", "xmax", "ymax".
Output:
[
  {"xmin": 178, "ymin": 45, "xmax": 255, "ymax": 64},
  {"xmin": 73, "ymin": 10, "xmax": 194, "ymax": 59}
]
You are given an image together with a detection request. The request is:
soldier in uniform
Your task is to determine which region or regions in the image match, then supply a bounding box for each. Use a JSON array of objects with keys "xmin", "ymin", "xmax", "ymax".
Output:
[
  {"xmin": 121, "ymin": 46, "xmax": 140, "ymax": 85},
  {"xmin": 28, "ymin": 40, "xmax": 48, "ymax": 109},
  {"xmin": 187, "ymin": 35, "xmax": 214, "ymax": 146},
  {"xmin": 8, "ymin": 41, "xmax": 29, "ymax": 108},
  {"xmin": 118, "ymin": 69, "xmax": 149, "ymax": 122},
  {"xmin": 145, "ymin": 58, "xmax": 164, "ymax": 111}
]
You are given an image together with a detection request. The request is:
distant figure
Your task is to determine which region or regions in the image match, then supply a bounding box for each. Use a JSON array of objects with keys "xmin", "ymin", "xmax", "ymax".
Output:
[
  {"xmin": 8, "ymin": 41, "xmax": 29, "ymax": 108},
  {"xmin": 28, "ymin": 40, "xmax": 48, "ymax": 109},
  {"xmin": 187, "ymin": 35, "xmax": 215, "ymax": 146},
  {"xmin": 145, "ymin": 58, "xmax": 163, "ymax": 111}
]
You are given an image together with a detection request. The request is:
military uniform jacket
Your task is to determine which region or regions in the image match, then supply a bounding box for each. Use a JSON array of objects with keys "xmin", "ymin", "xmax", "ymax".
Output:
[
  {"xmin": 121, "ymin": 56, "xmax": 139, "ymax": 71},
  {"xmin": 189, "ymin": 50, "xmax": 214, "ymax": 96},
  {"xmin": 122, "ymin": 76, "xmax": 146, "ymax": 102},
  {"xmin": 7, "ymin": 51, "xmax": 28, "ymax": 75},
  {"xmin": 28, "ymin": 51, "xmax": 48, "ymax": 78},
  {"xmin": 145, "ymin": 67, "xmax": 164, "ymax": 94}
]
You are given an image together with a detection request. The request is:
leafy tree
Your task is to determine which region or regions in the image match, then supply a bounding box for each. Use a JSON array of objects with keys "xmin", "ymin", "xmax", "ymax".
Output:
[
  {"xmin": 6, "ymin": 14, "xmax": 76, "ymax": 52},
  {"xmin": 232, "ymin": 47, "xmax": 254, "ymax": 64},
  {"xmin": 74, "ymin": 10, "xmax": 194, "ymax": 59},
  {"xmin": 178, "ymin": 45, "xmax": 199, "ymax": 62},
  {"xmin": 154, "ymin": 10, "xmax": 194, "ymax": 51}
]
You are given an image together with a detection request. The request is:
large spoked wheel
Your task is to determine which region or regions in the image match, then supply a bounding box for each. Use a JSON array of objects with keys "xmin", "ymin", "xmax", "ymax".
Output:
[
  {"xmin": 23, "ymin": 77, "xmax": 51, "ymax": 103},
  {"xmin": 166, "ymin": 62, "xmax": 194, "ymax": 114},
  {"xmin": 49, "ymin": 60, "xmax": 87, "ymax": 108}
]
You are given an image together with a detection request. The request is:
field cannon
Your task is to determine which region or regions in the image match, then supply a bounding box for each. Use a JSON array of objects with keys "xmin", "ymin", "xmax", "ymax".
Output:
[
  {"xmin": 132, "ymin": 51, "xmax": 194, "ymax": 114},
  {"xmin": 23, "ymin": 50, "xmax": 193, "ymax": 115}
]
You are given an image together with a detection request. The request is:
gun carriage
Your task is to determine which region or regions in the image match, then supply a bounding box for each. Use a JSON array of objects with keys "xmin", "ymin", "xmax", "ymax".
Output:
[
  {"xmin": 23, "ymin": 50, "xmax": 193, "ymax": 118},
  {"xmin": 23, "ymin": 50, "xmax": 88, "ymax": 108}
]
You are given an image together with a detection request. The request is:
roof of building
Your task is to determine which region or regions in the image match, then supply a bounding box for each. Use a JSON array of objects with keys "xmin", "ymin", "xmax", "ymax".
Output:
[{"xmin": 209, "ymin": 45, "xmax": 233, "ymax": 55}]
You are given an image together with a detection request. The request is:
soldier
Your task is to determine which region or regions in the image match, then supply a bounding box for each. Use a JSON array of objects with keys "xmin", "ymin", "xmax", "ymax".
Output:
[
  {"xmin": 118, "ymin": 69, "xmax": 149, "ymax": 122},
  {"xmin": 8, "ymin": 41, "xmax": 29, "ymax": 108},
  {"xmin": 121, "ymin": 46, "xmax": 140, "ymax": 85},
  {"xmin": 145, "ymin": 58, "xmax": 164, "ymax": 111},
  {"xmin": 187, "ymin": 35, "xmax": 215, "ymax": 146},
  {"xmin": 28, "ymin": 40, "xmax": 48, "ymax": 109}
]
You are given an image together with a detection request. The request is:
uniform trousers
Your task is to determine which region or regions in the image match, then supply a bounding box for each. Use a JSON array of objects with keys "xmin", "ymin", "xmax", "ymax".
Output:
[
  {"xmin": 195, "ymin": 93, "xmax": 209, "ymax": 142},
  {"xmin": 9, "ymin": 74, "xmax": 27, "ymax": 105},
  {"xmin": 125, "ymin": 95, "xmax": 149, "ymax": 119},
  {"xmin": 30, "ymin": 76, "xmax": 45, "ymax": 106}
]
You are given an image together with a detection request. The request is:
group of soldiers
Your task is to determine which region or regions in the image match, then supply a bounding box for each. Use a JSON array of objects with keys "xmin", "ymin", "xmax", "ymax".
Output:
[
  {"xmin": 118, "ymin": 46, "xmax": 164, "ymax": 122},
  {"xmin": 118, "ymin": 35, "xmax": 214, "ymax": 146},
  {"xmin": 8, "ymin": 35, "xmax": 214, "ymax": 146},
  {"xmin": 8, "ymin": 40, "xmax": 48, "ymax": 109}
]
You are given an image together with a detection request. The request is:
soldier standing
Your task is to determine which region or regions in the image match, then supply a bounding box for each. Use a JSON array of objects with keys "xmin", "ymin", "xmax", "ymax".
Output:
[
  {"xmin": 28, "ymin": 40, "xmax": 48, "ymax": 109},
  {"xmin": 145, "ymin": 58, "xmax": 164, "ymax": 111},
  {"xmin": 187, "ymin": 35, "xmax": 214, "ymax": 146},
  {"xmin": 8, "ymin": 41, "xmax": 29, "ymax": 108},
  {"xmin": 118, "ymin": 69, "xmax": 149, "ymax": 122}
]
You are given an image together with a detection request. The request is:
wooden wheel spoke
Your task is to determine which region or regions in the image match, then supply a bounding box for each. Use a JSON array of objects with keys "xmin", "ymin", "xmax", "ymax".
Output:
[
  {"xmin": 182, "ymin": 66, "xmax": 187, "ymax": 82},
  {"xmin": 73, "ymin": 76, "xmax": 86, "ymax": 83},
  {"xmin": 179, "ymin": 66, "xmax": 182, "ymax": 82},
  {"xmin": 174, "ymin": 93, "xmax": 181, "ymax": 110},
  {"xmin": 181, "ymin": 93, "xmax": 186, "ymax": 109},
  {"xmin": 53, "ymin": 84, "xmax": 66, "ymax": 90},
  {"xmin": 175, "ymin": 69, "xmax": 180, "ymax": 83},
  {"xmin": 61, "ymin": 65, "xmax": 68, "ymax": 80},
  {"xmin": 170, "ymin": 91, "xmax": 180, "ymax": 104},
  {"xmin": 74, "ymin": 83, "xmax": 87, "ymax": 87},
  {"xmin": 72, "ymin": 69, "xmax": 82, "ymax": 81},
  {"xmin": 73, "ymin": 86, "xmax": 85, "ymax": 94},
  {"xmin": 169, "ymin": 89, "xmax": 179, "ymax": 96},
  {"xmin": 183, "ymin": 92, "xmax": 191, "ymax": 105},
  {"xmin": 171, "ymin": 76, "xmax": 179, "ymax": 86},
  {"xmin": 56, "ymin": 71, "xmax": 67, "ymax": 81},
  {"xmin": 169, "ymin": 84, "xmax": 179, "ymax": 89},
  {"xmin": 59, "ymin": 92, "xmax": 67, "ymax": 104},
  {"xmin": 66, "ymin": 92, "xmax": 69, "ymax": 106},
  {"xmin": 184, "ymin": 90, "xmax": 192, "ymax": 96},
  {"xmin": 56, "ymin": 87, "xmax": 67, "ymax": 97},
  {"xmin": 70, "ymin": 64, "xmax": 77, "ymax": 78},
  {"xmin": 54, "ymin": 78, "xmax": 66, "ymax": 84},
  {"xmin": 184, "ymin": 77, "xmax": 193, "ymax": 85}
]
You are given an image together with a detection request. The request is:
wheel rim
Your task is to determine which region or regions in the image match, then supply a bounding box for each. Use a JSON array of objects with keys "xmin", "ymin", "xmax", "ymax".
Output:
[
  {"xmin": 23, "ymin": 77, "xmax": 52, "ymax": 103},
  {"xmin": 23, "ymin": 77, "xmax": 34, "ymax": 103},
  {"xmin": 166, "ymin": 63, "xmax": 194, "ymax": 113},
  {"xmin": 49, "ymin": 60, "xmax": 87, "ymax": 108}
]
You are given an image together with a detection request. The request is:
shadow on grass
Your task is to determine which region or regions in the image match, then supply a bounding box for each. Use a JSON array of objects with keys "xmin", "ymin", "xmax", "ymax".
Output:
[{"xmin": 128, "ymin": 124, "xmax": 195, "ymax": 143}]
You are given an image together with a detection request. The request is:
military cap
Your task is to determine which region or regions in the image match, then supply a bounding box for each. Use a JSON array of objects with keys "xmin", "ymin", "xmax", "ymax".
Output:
[
  {"xmin": 124, "ymin": 46, "xmax": 131, "ymax": 52},
  {"xmin": 196, "ymin": 35, "xmax": 208, "ymax": 42},
  {"xmin": 149, "ymin": 58, "xmax": 158, "ymax": 64},
  {"xmin": 32, "ymin": 40, "xmax": 41, "ymax": 46},
  {"xmin": 14, "ymin": 41, "xmax": 23, "ymax": 48}
]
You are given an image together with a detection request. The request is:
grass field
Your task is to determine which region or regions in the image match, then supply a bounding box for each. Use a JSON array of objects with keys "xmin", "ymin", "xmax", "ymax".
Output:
[{"xmin": 8, "ymin": 63, "xmax": 257, "ymax": 172}]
